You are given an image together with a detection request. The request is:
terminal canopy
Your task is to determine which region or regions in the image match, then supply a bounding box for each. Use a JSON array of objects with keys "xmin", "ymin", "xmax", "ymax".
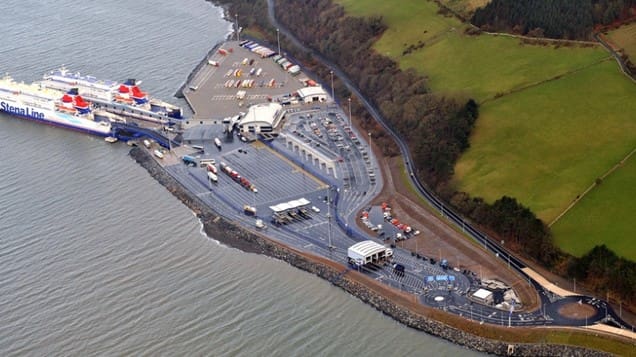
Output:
[
  {"xmin": 349, "ymin": 240, "xmax": 387, "ymax": 257},
  {"xmin": 347, "ymin": 240, "xmax": 392, "ymax": 265},
  {"xmin": 269, "ymin": 197, "xmax": 310, "ymax": 213}
]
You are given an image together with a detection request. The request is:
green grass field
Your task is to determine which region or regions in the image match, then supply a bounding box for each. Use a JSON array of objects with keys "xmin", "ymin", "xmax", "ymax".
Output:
[
  {"xmin": 551, "ymin": 154, "xmax": 636, "ymax": 260},
  {"xmin": 338, "ymin": 0, "xmax": 608, "ymax": 102},
  {"xmin": 335, "ymin": 0, "xmax": 636, "ymax": 259},
  {"xmin": 338, "ymin": 0, "xmax": 461, "ymax": 57},
  {"xmin": 438, "ymin": 0, "xmax": 491, "ymax": 18},
  {"xmin": 607, "ymin": 22, "xmax": 636, "ymax": 62},
  {"xmin": 401, "ymin": 34, "xmax": 608, "ymax": 102},
  {"xmin": 453, "ymin": 60, "xmax": 636, "ymax": 221}
]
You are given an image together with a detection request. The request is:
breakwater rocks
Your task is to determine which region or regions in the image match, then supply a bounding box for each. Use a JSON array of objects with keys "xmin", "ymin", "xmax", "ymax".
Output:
[{"xmin": 129, "ymin": 147, "xmax": 610, "ymax": 357}]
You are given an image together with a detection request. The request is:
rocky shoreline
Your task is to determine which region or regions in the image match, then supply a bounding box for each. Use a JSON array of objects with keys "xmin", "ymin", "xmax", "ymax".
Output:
[{"xmin": 129, "ymin": 147, "xmax": 610, "ymax": 357}]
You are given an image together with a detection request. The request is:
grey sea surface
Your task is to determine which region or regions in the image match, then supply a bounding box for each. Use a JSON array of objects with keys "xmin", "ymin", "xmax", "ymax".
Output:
[{"xmin": 0, "ymin": 0, "xmax": 482, "ymax": 355}]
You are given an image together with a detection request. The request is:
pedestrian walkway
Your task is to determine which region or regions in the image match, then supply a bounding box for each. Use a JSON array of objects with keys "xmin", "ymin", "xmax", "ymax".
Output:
[{"xmin": 522, "ymin": 267, "xmax": 576, "ymax": 297}]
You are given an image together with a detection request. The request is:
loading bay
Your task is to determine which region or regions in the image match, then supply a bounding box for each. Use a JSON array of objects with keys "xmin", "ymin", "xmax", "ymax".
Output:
[{"xmin": 140, "ymin": 39, "xmax": 622, "ymax": 329}]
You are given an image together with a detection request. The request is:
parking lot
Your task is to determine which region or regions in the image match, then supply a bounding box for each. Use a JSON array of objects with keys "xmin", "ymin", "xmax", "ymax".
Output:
[
  {"xmin": 159, "ymin": 104, "xmax": 474, "ymax": 300},
  {"xmin": 183, "ymin": 40, "xmax": 309, "ymax": 121},
  {"xmin": 152, "ymin": 37, "xmax": 531, "ymax": 322}
]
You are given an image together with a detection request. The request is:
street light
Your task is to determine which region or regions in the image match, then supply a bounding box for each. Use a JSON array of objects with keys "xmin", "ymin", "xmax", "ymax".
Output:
[
  {"xmin": 347, "ymin": 97, "xmax": 352, "ymax": 127},
  {"xmin": 327, "ymin": 185, "xmax": 334, "ymax": 250},
  {"xmin": 276, "ymin": 28, "xmax": 281, "ymax": 55},
  {"xmin": 235, "ymin": 14, "xmax": 239, "ymax": 42},
  {"xmin": 502, "ymin": 240, "xmax": 510, "ymax": 269},
  {"xmin": 330, "ymin": 70, "xmax": 334, "ymax": 101}
]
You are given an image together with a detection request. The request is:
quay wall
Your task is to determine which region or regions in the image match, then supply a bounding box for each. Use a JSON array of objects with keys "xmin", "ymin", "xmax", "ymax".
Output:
[
  {"xmin": 129, "ymin": 147, "xmax": 610, "ymax": 357},
  {"xmin": 175, "ymin": 40, "xmax": 225, "ymax": 102}
]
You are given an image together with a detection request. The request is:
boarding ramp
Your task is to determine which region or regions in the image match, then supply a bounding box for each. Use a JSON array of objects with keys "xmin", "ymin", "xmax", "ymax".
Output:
[{"xmin": 111, "ymin": 122, "xmax": 180, "ymax": 149}]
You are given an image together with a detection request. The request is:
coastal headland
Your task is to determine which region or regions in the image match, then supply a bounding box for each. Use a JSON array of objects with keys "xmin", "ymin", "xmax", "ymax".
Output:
[
  {"xmin": 130, "ymin": 146, "xmax": 612, "ymax": 356},
  {"xmin": 120, "ymin": 33, "xmax": 634, "ymax": 355}
]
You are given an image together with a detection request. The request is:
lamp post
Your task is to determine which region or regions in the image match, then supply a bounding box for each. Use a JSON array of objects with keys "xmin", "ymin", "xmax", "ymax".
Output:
[
  {"xmin": 347, "ymin": 97, "xmax": 352, "ymax": 127},
  {"xmin": 542, "ymin": 303, "xmax": 545, "ymax": 319},
  {"xmin": 502, "ymin": 240, "xmax": 510, "ymax": 269},
  {"xmin": 330, "ymin": 70, "xmax": 334, "ymax": 101},
  {"xmin": 276, "ymin": 28, "xmax": 281, "ymax": 55},
  {"xmin": 327, "ymin": 185, "xmax": 333, "ymax": 250},
  {"xmin": 235, "ymin": 14, "xmax": 239, "ymax": 42}
]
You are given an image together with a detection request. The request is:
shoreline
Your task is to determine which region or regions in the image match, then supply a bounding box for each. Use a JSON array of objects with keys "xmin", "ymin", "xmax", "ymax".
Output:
[
  {"xmin": 174, "ymin": 40, "xmax": 225, "ymax": 103},
  {"xmin": 129, "ymin": 146, "xmax": 610, "ymax": 357},
  {"xmin": 174, "ymin": 3, "xmax": 234, "ymax": 101}
]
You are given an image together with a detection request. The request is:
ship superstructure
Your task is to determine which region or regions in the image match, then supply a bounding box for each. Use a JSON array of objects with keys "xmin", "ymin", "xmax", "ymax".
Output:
[
  {"xmin": 0, "ymin": 74, "xmax": 113, "ymax": 136},
  {"xmin": 40, "ymin": 67, "xmax": 183, "ymax": 123}
]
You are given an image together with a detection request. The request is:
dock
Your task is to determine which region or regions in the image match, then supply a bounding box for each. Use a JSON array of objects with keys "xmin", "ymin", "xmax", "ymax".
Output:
[{"xmin": 182, "ymin": 40, "xmax": 310, "ymax": 122}]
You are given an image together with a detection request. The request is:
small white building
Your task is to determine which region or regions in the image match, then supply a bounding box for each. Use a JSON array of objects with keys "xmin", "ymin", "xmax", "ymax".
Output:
[
  {"xmin": 347, "ymin": 240, "xmax": 393, "ymax": 266},
  {"xmin": 472, "ymin": 288, "xmax": 494, "ymax": 305},
  {"xmin": 297, "ymin": 86, "xmax": 328, "ymax": 103},
  {"xmin": 238, "ymin": 102, "xmax": 282, "ymax": 133}
]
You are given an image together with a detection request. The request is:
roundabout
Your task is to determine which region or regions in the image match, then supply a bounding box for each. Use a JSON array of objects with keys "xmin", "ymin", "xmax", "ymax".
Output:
[{"xmin": 545, "ymin": 297, "xmax": 606, "ymax": 326}]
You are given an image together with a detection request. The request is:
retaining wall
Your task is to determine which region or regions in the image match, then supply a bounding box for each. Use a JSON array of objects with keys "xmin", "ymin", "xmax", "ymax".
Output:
[{"xmin": 129, "ymin": 147, "xmax": 610, "ymax": 357}]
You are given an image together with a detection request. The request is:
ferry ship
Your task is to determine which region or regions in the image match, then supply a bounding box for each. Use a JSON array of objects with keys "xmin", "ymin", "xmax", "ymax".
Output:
[
  {"xmin": 39, "ymin": 67, "xmax": 183, "ymax": 123},
  {"xmin": 0, "ymin": 75, "xmax": 112, "ymax": 136}
]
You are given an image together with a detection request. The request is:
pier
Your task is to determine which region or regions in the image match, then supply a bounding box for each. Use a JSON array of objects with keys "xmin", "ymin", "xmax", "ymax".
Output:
[{"xmin": 182, "ymin": 40, "xmax": 308, "ymax": 122}]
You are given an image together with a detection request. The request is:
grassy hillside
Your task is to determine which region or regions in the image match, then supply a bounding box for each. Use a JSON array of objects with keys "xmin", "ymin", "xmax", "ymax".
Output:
[
  {"xmin": 401, "ymin": 35, "xmax": 608, "ymax": 102},
  {"xmin": 607, "ymin": 22, "xmax": 636, "ymax": 61},
  {"xmin": 338, "ymin": 0, "xmax": 608, "ymax": 102},
  {"xmin": 453, "ymin": 60, "xmax": 636, "ymax": 221},
  {"xmin": 551, "ymin": 154, "xmax": 636, "ymax": 261},
  {"xmin": 338, "ymin": 0, "xmax": 460, "ymax": 56},
  {"xmin": 438, "ymin": 0, "xmax": 491, "ymax": 18},
  {"xmin": 336, "ymin": 0, "xmax": 635, "ymax": 259}
]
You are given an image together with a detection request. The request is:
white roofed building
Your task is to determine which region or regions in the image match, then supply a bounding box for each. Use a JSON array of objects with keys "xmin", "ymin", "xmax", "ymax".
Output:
[
  {"xmin": 269, "ymin": 198, "xmax": 310, "ymax": 213},
  {"xmin": 238, "ymin": 102, "xmax": 283, "ymax": 133},
  {"xmin": 347, "ymin": 240, "xmax": 393, "ymax": 266},
  {"xmin": 472, "ymin": 288, "xmax": 494, "ymax": 305},
  {"xmin": 297, "ymin": 86, "xmax": 328, "ymax": 103}
]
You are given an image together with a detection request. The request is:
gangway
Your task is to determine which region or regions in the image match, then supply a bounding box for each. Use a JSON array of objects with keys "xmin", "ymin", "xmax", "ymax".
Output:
[{"xmin": 111, "ymin": 122, "xmax": 180, "ymax": 149}]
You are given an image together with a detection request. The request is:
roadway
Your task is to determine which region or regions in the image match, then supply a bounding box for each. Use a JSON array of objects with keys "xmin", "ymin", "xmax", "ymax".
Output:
[{"xmin": 266, "ymin": 0, "xmax": 635, "ymax": 333}]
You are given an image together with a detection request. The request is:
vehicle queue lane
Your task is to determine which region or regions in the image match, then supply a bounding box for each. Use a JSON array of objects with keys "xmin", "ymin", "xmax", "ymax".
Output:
[
  {"xmin": 165, "ymin": 148, "xmax": 467, "ymax": 302},
  {"xmin": 166, "ymin": 150, "xmax": 562, "ymax": 329},
  {"xmin": 265, "ymin": 0, "xmax": 636, "ymax": 331}
]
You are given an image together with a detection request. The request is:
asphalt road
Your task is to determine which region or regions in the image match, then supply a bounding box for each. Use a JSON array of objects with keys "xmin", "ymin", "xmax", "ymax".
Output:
[{"xmin": 265, "ymin": 0, "xmax": 635, "ymax": 332}]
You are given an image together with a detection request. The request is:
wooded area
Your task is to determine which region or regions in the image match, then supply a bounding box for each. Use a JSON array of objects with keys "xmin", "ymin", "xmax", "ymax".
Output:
[
  {"xmin": 472, "ymin": 0, "xmax": 636, "ymax": 39},
  {"xmin": 211, "ymin": 0, "xmax": 635, "ymax": 307}
]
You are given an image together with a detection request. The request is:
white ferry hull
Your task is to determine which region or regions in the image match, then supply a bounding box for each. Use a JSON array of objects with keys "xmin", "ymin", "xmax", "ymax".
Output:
[
  {"xmin": 0, "ymin": 99, "xmax": 112, "ymax": 137},
  {"xmin": 41, "ymin": 67, "xmax": 183, "ymax": 121}
]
